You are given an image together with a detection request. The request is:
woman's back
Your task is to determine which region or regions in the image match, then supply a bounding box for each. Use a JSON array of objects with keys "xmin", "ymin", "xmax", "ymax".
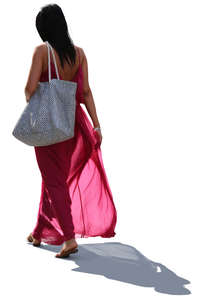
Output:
[
  {"xmin": 39, "ymin": 42, "xmax": 85, "ymax": 104},
  {"xmin": 40, "ymin": 43, "xmax": 83, "ymax": 81}
]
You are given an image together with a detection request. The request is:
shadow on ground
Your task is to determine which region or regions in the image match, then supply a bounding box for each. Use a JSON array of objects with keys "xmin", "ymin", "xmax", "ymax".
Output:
[{"xmin": 29, "ymin": 241, "xmax": 191, "ymax": 295}]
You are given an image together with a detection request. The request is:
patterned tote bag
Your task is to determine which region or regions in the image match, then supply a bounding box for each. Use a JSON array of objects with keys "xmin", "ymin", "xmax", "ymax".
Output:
[{"xmin": 12, "ymin": 41, "xmax": 77, "ymax": 146}]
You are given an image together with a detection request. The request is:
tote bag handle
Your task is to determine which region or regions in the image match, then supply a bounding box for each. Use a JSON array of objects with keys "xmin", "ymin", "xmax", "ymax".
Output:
[{"xmin": 45, "ymin": 41, "xmax": 60, "ymax": 82}]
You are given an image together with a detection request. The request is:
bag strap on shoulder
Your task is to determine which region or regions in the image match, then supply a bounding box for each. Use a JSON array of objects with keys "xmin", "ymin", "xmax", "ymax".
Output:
[{"xmin": 45, "ymin": 41, "xmax": 60, "ymax": 82}]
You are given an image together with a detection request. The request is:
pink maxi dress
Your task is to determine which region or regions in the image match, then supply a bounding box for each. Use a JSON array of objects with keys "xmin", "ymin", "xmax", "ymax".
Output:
[{"xmin": 31, "ymin": 48, "xmax": 117, "ymax": 245}]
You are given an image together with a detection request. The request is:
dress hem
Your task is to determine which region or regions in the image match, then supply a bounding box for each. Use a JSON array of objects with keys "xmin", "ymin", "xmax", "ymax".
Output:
[{"xmin": 38, "ymin": 232, "xmax": 117, "ymax": 246}]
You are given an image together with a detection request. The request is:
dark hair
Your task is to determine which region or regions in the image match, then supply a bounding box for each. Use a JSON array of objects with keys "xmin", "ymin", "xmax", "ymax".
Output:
[{"xmin": 36, "ymin": 3, "xmax": 76, "ymax": 68}]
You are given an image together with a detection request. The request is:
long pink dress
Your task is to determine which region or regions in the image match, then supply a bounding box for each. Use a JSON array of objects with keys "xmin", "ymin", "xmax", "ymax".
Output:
[{"xmin": 32, "ymin": 48, "xmax": 117, "ymax": 245}]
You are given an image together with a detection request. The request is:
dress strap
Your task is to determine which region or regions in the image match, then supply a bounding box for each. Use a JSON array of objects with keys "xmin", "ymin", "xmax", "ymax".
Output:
[
  {"xmin": 45, "ymin": 41, "xmax": 60, "ymax": 82},
  {"xmin": 77, "ymin": 47, "xmax": 80, "ymax": 66}
]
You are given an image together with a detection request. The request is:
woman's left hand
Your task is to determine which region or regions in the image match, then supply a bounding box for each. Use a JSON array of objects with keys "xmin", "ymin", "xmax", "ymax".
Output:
[{"xmin": 93, "ymin": 128, "xmax": 102, "ymax": 148}]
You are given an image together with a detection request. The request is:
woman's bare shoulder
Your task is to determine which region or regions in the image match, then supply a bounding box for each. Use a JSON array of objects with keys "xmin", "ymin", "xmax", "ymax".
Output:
[
  {"xmin": 74, "ymin": 45, "xmax": 85, "ymax": 62},
  {"xmin": 36, "ymin": 42, "xmax": 47, "ymax": 51}
]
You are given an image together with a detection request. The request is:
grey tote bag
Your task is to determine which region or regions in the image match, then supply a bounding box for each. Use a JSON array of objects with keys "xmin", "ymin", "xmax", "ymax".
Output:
[{"xmin": 12, "ymin": 41, "xmax": 77, "ymax": 146}]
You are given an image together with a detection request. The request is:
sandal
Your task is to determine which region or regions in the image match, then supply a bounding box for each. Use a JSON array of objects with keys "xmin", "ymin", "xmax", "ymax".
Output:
[{"xmin": 55, "ymin": 247, "xmax": 78, "ymax": 258}]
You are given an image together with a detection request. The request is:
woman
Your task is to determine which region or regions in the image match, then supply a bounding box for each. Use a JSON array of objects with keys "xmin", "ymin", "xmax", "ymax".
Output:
[{"xmin": 24, "ymin": 4, "xmax": 117, "ymax": 258}]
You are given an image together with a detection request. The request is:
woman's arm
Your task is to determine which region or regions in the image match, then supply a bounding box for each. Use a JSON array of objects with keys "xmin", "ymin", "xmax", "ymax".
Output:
[
  {"xmin": 24, "ymin": 46, "xmax": 43, "ymax": 102},
  {"xmin": 80, "ymin": 48, "xmax": 101, "ymax": 128}
]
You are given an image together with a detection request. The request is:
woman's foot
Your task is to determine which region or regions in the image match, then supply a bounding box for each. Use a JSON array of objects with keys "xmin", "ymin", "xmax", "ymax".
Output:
[
  {"xmin": 27, "ymin": 233, "xmax": 41, "ymax": 247},
  {"xmin": 55, "ymin": 238, "xmax": 78, "ymax": 258}
]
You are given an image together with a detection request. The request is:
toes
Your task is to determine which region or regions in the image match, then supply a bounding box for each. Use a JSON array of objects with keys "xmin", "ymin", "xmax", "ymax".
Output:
[
  {"xmin": 55, "ymin": 252, "xmax": 64, "ymax": 258},
  {"xmin": 55, "ymin": 249, "xmax": 69, "ymax": 258}
]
